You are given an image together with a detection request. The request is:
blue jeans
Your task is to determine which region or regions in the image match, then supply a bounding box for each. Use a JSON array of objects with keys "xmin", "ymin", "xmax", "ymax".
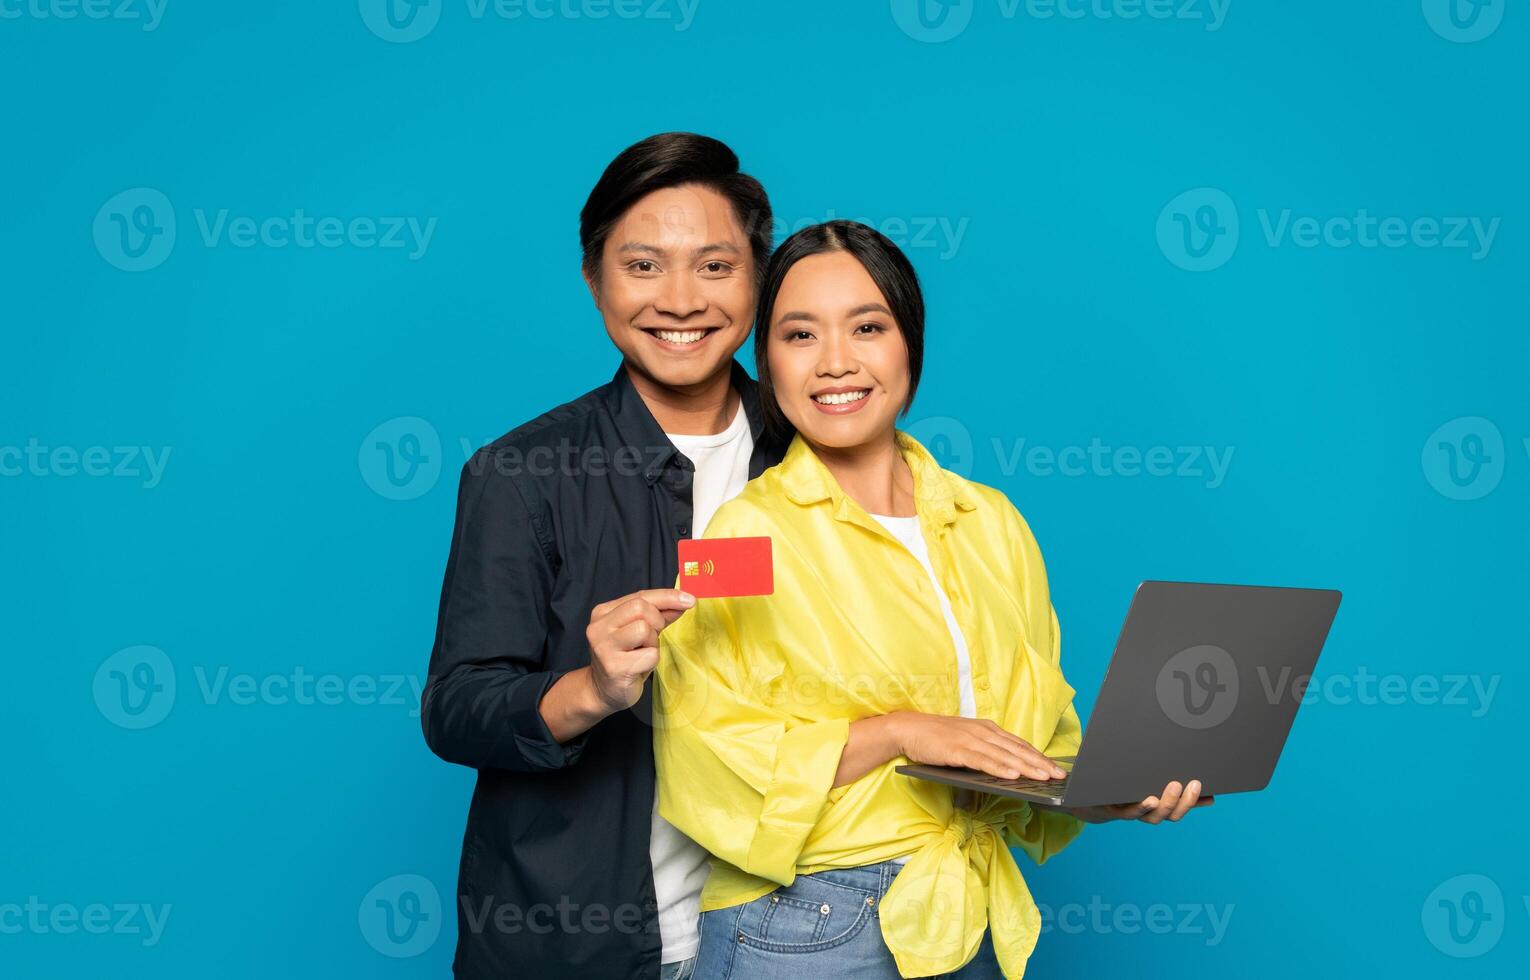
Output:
[
  {"xmin": 693, "ymin": 860, "xmax": 1005, "ymax": 979},
  {"xmin": 660, "ymin": 955, "xmax": 697, "ymax": 980}
]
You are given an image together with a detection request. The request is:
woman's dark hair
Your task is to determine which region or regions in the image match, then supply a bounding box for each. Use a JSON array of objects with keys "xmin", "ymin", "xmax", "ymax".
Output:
[
  {"xmin": 579, "ymin": 132, "xmax": 773, "ymax": 287},
  {"xmin": 755, "ymin": 220, "xmax": 925, "ymax": 439}
]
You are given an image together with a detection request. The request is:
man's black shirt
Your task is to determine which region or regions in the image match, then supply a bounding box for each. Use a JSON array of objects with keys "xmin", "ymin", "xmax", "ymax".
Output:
[{"xmin": 422, "ymin": 360, "xmax": 788, "ymax": 979}]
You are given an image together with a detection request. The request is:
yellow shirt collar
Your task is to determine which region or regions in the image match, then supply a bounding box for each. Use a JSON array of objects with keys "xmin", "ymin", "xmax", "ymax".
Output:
[{"xmin": 774, "ymin": 430, "xmax": 978, "ymax": 529}]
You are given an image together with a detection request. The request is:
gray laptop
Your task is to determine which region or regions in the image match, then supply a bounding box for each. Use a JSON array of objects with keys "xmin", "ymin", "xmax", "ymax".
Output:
[{"xmin": 897, "ymin": 581, "xmax": 1342, "ymax": 808}]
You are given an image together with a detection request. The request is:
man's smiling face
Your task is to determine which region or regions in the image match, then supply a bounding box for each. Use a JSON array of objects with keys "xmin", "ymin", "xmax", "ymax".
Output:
[{"xmin": 587, "ymin": 183, "xmax": 756, "ymax": 391}]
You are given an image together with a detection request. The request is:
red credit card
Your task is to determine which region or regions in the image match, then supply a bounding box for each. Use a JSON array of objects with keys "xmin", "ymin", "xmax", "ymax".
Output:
[{"xmin": 678, "ymin": 537, "xmax": 774, "ymax": 598}]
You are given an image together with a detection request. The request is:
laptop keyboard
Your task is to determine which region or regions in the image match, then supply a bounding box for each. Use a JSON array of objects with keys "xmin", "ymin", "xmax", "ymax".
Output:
[{"xmin": 961, "ymin": 772, "xmax": 1069, "ymax": 797}]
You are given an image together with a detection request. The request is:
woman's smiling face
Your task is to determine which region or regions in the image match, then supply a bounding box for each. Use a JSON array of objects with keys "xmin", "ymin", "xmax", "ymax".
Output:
[{"xmin": 766, "ymin": 250, "xmax": 910, "ymax": 451}]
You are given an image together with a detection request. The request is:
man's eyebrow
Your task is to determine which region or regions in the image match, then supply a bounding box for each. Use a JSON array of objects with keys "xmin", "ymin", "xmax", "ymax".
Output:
[
  {"xmin": 693, "ymin": 241, "xmax": 743, "ymax": 257},
  {"xmin": 614, "ymin": 241, "xmax": 743, "ymax": 258}
]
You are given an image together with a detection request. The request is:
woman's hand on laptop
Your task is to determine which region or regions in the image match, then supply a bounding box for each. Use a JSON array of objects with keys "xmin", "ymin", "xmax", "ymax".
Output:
[
  {"xmin": 835, "ymin": 713, "xmax": 1066, "ymax": 788},
  {"xmin": 894, "ymin": 713, "xmax": 1068, "ymax": 781},
  {"xmin": 1053, "ymin": 780, "xmax": 1215, "ymax": 825}
]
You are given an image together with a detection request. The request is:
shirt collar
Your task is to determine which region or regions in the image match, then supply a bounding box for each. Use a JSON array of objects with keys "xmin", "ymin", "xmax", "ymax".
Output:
[
  {"xmin": 776, "ymin": 429, "xmax": 978, "ymax": 527},
  {"xmin": 602, "ymin": 358, "xmax": 767, "ymax": 485}
]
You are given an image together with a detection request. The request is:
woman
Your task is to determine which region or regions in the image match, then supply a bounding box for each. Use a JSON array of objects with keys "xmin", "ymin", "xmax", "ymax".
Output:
[{"xmin": 653, "ymin": 221, "xmax": 1211, "ymax": 978}]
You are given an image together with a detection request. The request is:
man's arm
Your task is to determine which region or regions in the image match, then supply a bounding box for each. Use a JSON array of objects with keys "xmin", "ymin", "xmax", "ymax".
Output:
[
  {"xmin": 421, "ymin": 456, "xmax": 587, "ymax": 772},
  {"xmin": 537, "ymin": 666, "xmax": 610, "ymax": 744}
]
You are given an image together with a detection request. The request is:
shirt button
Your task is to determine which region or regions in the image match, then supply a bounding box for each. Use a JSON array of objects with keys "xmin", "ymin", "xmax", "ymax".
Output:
[{"xmin": 678, "ymin": 525, "xmax": 690, "ymax": 537}]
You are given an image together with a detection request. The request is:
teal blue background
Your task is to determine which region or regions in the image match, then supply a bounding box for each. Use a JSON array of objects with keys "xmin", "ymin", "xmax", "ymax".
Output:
[{"xmin": 2, "ymin": 0, "xmax": 1526, "ymax": 976}]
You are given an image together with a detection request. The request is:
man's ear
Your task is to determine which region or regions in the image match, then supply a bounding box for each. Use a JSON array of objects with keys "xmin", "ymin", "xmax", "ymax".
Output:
[{"xmin": 582, "ymin": 266, "xmax": 601, "ymax": 311}]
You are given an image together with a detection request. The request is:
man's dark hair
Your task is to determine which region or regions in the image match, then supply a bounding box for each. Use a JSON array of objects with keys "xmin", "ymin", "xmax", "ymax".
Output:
[
  {"xmin": 754, "ymin": 220, "xmax": 926, "ymax": 440},
  {"xmin": 580, "ymin": 132, "xmax": 773, "ymax": 287}
]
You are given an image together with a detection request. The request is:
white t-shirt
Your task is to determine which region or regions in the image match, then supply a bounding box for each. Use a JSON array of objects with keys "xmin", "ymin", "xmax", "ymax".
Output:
[
  {"xmin": 651, "ymin": 400, "xmax": 754, "ymax": 964},
  {"xmin": 868, "ymin": 512, "xmax": 977, "ymax": 865}
]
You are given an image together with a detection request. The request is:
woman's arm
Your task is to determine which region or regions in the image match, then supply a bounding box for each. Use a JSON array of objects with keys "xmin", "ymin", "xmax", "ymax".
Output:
[{"xmin": 834, "ymin": 712, "xmax": 1068, "ymax": 787}]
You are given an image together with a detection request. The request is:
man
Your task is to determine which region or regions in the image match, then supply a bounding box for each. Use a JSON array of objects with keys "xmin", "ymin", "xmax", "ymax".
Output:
[{"xmin": 422, "ymin": 133, "xmax": 788, "ymax": 979}]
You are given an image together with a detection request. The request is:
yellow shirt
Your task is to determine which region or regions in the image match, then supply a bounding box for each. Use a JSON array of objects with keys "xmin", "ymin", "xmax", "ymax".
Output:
[{"xmin": 654, "ymin": 430, "xmax": 1085, "ymax": 979}]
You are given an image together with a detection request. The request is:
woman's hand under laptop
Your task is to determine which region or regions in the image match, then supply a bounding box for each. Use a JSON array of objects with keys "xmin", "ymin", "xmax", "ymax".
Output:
[{"xmin": 1037, "ymin": 780, "xmax": 1216, "ymax": 825}]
